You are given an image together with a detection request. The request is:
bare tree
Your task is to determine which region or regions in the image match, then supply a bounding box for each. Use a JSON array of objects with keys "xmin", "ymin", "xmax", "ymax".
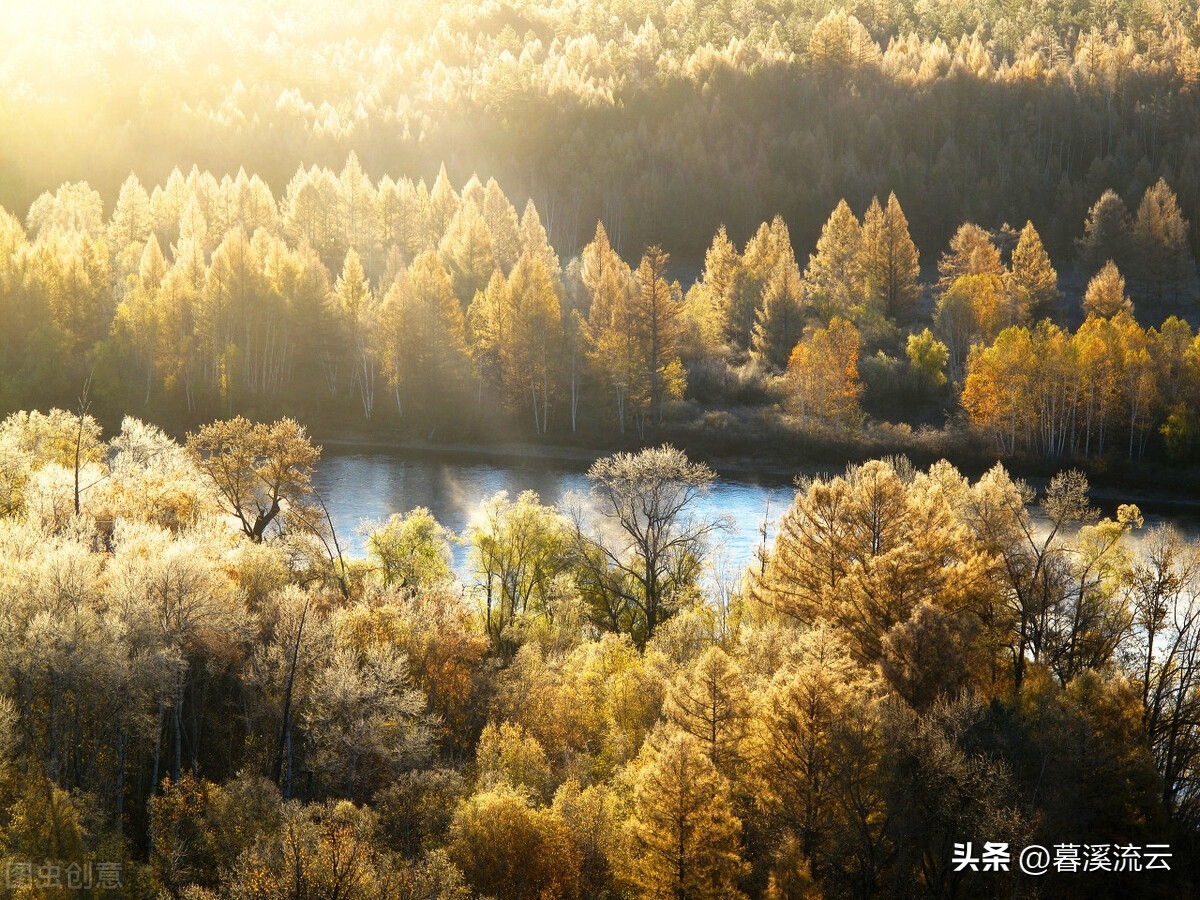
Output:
[{"xmin": 568, "ymin": 445, "xmax": 728, "ymax": 645}]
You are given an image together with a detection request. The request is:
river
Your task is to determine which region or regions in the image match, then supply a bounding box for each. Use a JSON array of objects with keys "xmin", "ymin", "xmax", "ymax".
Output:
[
  {"xmin": 312, "ymin": 450, "xmax": 1200, "ymax": 582},
  {"xmin": 312, "ymin": 450, "xmax": 794, "ymax": 583}
]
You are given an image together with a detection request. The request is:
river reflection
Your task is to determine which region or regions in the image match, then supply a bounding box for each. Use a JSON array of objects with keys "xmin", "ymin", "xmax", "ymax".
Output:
[
  {"xmin": 312, "ymin": 451, "xmax": 793, "ymax": 581},
  {"xmin": 313, "ymin": 450, "xmax": 1200, "ymax": 582}
]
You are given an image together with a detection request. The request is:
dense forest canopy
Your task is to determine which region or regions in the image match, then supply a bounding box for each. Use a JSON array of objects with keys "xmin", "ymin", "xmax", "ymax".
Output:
[
  {"xmin": 5, "ymin": 0, "xmax": 1200, "ymax": 259},
  {"xmin": 0, "ymin": 414, "xmax": 1194, "ymax": 897}
]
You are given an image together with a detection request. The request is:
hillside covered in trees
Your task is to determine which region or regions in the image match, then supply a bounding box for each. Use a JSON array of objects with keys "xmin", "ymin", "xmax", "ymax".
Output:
[
  {"xmin": 4, "ymin": 0, "xmax": 1200, "ymax": 469},
  {"xmin": 6, "ymin": 0, "xmax": 1200, "ymax": 262},
  {"xmin": 0, "ymin": 411, "xmax": 1195, "ymax": 897}
]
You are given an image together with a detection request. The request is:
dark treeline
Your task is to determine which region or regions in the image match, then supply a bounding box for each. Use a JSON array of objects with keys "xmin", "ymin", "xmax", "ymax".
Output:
[
  {"xmin": 0, "ymin": 418, "xmax": 1194, "ymax": 898},
  {"xmin": 5, "ymin": 0, "xmax": 1200, "ymax": 261}
]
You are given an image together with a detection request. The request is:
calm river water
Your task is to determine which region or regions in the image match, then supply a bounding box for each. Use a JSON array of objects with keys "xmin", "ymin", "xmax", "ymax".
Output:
[
  {"xmin": 312, "ymin": 450, "xmax": 1200, "ymax": 581},
  {"xmin": 313, "ymin": 450, "xmax": 794, "ymax": 582}
]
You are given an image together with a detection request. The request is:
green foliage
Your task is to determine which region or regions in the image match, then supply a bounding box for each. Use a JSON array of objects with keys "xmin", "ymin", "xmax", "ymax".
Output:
[
  {"xmin": 1161, "ymin": 403, "xmax": 1199, "ymax": 462},
  {"xmin": 905, "ymin": 328, "xmax": 948, "ymax": 394},
  {"xmin": 365, "ymin": 507, "xmax": 454, "ymax": 591},
  {"xmin": 469, "ymin": 489, "xmax": 574, "ymax": 650},
  {"xmin": 749, "ymin": 259, "xmax": 807, "ymax": 373},
  {"xmin": 1131, "ymin": 178, "xmax": 1195, "ymax": 302},
  {"xmin": 1077, "ymin": 189, "xmax": 1133, "ymax": 278}
]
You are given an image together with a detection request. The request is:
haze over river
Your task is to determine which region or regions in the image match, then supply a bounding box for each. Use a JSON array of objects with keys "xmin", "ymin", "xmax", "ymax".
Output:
[{"xmin": 313, "ymin": 450, "xmax": 1200, "ymax": 584}]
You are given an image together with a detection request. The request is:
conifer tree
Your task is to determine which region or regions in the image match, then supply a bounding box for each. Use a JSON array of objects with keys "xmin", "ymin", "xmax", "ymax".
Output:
[
  {"xmin": 1130, "ymin": 178, "xmax": 1195, "ymax": 301},
  {"xmin": 27, "ymin": 181, "xmax": 104, "ymax": 240},
  {"xmin": 1076, "ymin": 189, "xmax": 1132, "ymax": 278},
  {"xmin": 425, "ymin": 163, "xmax": 460, "ymax": 246},
  {"xmin": 483, "ymin": 178, "xmax": 522, "ymax": 274},
  {"xmin": 860, "ymin": 193, "xmax": 921, "ymax": 321},
  {"xmin": 582, "ymin": 223, "xmax": 637, "ymax": 432},
  {"xmin": 338, "ymin": 151, "xmax": 378, "ymax": 263},
  {"xmin": 688, "ymin": 225, "xmax": 740, "ymax": 351},
  {"xmin": 466, "ymin": 270, "xmax": 511, "ymax": 405},
  {"xmin": 727, "ymin": 216, "xmax": 796, "ymax": 352},
  {"xmin": 379, "ymin": 251, "xmax": 469, "ymax": 419},
  {"xmin": 632, "ymin": 246, "xmax": 685, "ymax": 429},
  {"xmin": 750, "ymin": 258, "xmax": 806, "ymax": 372},
  {"xmin": 505, "ymin": 252, "xmax": 562, "ymax": 434},
  {"xmin": 1082, "ymin": 261, "xmax": 1134, "ymax": 318},
  {"xmin": 334, "ymin": 248, "xmax": 378, "ymax": 418},
  {"xmin": 804, "ymin": 200, "xmax": 863, "ymax": 322},
  {"xmin": 808, "ymin": 9, "xmax": 880, "ymax": 72},
  {"xmin": 439, "ymin": 203, "xmax": 497, "ymax": 308},
  {"xmin": 664, "ymin": 646, "xmax": 750, "ymax": 779},
  {"xmin": 519, "ymin": 200, "xmax": 561, "ymax": 284},
  {"xmin": 377, "ymin": 175, "xmax": 425, "ymax": 260},
  {"xmin": 937, "ymin": 223, "xmax": 1003, "ymax": 295},
  {"xmin": 1006, "ymin": 220, "xmax": 1061, "ymax": 321},
  {"xmin": 107, "ymin": 173, "xmax": 154, "ymax": 259},
  {"xmin": 283, "ymin": 165, "xmax": 342, "ymax": 267},
  {"xmin": 627, "ymin": 728, "xmax": 748, "ymax": 900}
]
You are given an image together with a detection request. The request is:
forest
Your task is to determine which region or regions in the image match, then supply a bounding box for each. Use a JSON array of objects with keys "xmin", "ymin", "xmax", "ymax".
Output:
[
  {"xmin": 4, "ymin": 0, "xmax": 1200, "ymax": 897},
  {"xmin": 2, "ymin": 159, "xmax": 1200, "ymax": 469},
  {"xmin": 0, "ymin": 412, "xmax": 1193, "ymax": 898},
  {"xmin": 4, "ymin": 0, "xmax": 1200, "ymax": 466},
  {"xmin": 7, "ymin": 0, "xmax": 1200, "ymax": 263}
]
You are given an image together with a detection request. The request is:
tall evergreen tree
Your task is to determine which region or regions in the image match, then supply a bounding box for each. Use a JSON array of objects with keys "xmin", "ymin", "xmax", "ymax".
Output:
[
  {"xmin": 1082, "ymin": 261, "xmax": 1134, "ymax": 319},
  {"xmin": 505, "ymin": 252, "xmax": 562, "ymax": 434},
  {"xmin": 860, "ymin": 193, "xmax": 921, "ymax": 321},
  {"xmin": 727, "ymin": 216, "xmax": 796, "ymax": 352},
  {"xmin": 439, "ymin": 202, "xmax": 497, "ymax": 308},
  {"xmin": 1006, "ymin": 221, "xmax": 1061, "ymax": 322},
  {"xmin": 107, "ymin": 173, "xmax": 154, "ymax": 263},
  {"xmin": 750, "ymin": 258, "xmax": 807, "ymax": 372},
  {"xmin": 482, "ymin": 178, "xmax": 522, "ymax": 275},
  {"xmin": 627, "ymin": 728, "xmax": 748, "ymax": 900},
  {"xmin": 582, "ymin": 223, "xmax": 637, "ymax": 432},
  {"xmin": 338, "ymin": 151, "xmax": 378, "ymax": 264},
  {"xmin": 632, "ymin": 246, "xmax": 685, "ymax": 429},
  {"xmin": 379, "ymin": 251, "xmax": 470, "ymax": 419},
  {"xmin": 1130, "ymin": 178, "xmax": 1195, "ymax": 302},
  {"xmin": 425, "ymin": 163, "xmax": 460, "ymax": 247},
  {"xmin": 804, "ymin": 200, "xmax": 863, "ymax": 323},
  {"xmin": 688, "ymin": 225, "xmax": 741, "ymax": 350},
  {"xmin": 1076, "ymin": 189, "xmax": 1132, "ymax": 278},
  {"xmin": 333, "ymin": 248, "xmax": 378, "ymax": 418},
  {"xmin": 937, "ymin": 223, "xmax": 1003, "ymax": 295}
]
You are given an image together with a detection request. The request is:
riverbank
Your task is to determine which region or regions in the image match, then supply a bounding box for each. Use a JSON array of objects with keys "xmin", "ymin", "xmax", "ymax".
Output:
[{"xmin": 309, "ymin": 425, "xmax": 1200, "ymax": 516}]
